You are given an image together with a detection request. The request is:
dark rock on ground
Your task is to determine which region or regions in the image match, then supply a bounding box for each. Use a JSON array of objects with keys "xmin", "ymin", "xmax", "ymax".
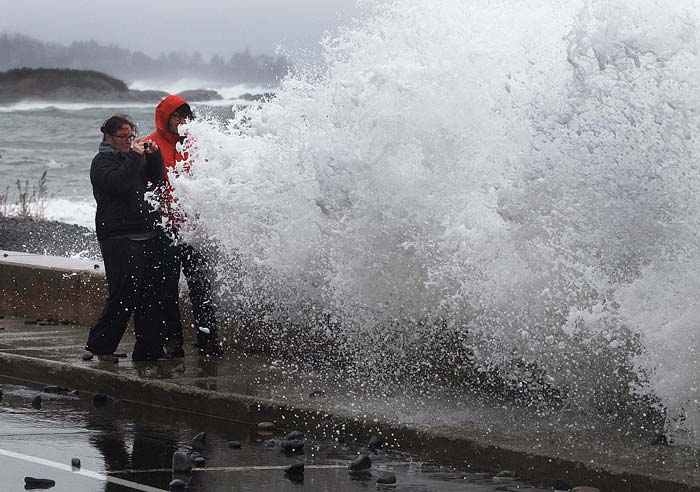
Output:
[
  {"xmin": 172, "ymin": 451, "xmax": 191, "ymax": 473},
  {"xmin": 0, "ymin": 217, "xmax": 100, "ymax": 259},
  {"xmin": 81, "ymin": 353, "xmax": 94, "ymax": 361},
  {"xmin": 348, "ymin": 454, "xmax": 371, "ymax": 471},
  {"xmin": 377, "ymin": 473, "xmax": 397, "ymax": 485},
  {"xmin": 24, "ymin": 319, "xmax": 38, "ymax": 325},
  {"xmin": 192, "ymin": 431, "xmax": 207, "ymax": 450},
  {"xmin": 71, "ymin": 458, "xmax": 81, "ymax": 468},
  {"xmin": 285, "ymin": 430, "xmax": 305, "ymax": 441},
  {"xmin": 169, "ymin": 478, "xmax": 187, "ymax": 490},
  {"xmin": 284, "ymin": 462, "xmax": 304, "ymax": 475},
  {"xmin": 24, "ymin": 477, "xmax": 56, "ymax": 488},
  {"xmin": 31, "ymin": 395, "xmax": 42, "ymax": 409},
  {"xmin": 92, "ymin": 393, "xmax": 112, "ymax": 407}
]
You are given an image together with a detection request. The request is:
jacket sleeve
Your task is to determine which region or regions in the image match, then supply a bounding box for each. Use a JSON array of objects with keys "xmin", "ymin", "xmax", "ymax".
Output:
[
  {"xmin": 90, "ymin": 153, "xmax": 136, "ymax": 195},
  {"xmin": 145, "ymin": 148, "xmax": 165, "ymax": 184}
]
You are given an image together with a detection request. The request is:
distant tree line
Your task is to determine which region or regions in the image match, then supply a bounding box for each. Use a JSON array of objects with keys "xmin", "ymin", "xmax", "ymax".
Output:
[{"xmin": 0, "ymin": 33, "xmax": 289, "ymax": 84}]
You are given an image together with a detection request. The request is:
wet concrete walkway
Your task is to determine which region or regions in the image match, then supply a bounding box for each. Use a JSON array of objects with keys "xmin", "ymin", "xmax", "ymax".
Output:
[{"xmin": 0, "ymin": 314, "xmax": 698, "ymax": 492}]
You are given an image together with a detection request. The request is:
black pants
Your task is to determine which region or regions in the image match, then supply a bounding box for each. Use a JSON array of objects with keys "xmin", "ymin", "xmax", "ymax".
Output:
[
  {"xmin": 86, "ymin": 236, "xmax": 167, "ymax": 360},
  {"xmin": 162, "ymin": 242, "xmax": 219, "ymax": 352}
]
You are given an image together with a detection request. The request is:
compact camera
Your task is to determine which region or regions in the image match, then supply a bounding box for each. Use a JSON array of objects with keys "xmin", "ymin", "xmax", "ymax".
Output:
[{"xmin": 143, "ymin": 142, "xmax": 150, "ymax": 150}]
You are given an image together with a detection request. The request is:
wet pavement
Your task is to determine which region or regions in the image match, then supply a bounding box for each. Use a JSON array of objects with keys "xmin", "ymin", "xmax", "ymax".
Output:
[
  {"xmin": 0, "ymin": 314, "xmax": 699, "ymax": 492},
  {"xmin": 0, "ymin": 376, "xmax": 551, "ymax": 492}
]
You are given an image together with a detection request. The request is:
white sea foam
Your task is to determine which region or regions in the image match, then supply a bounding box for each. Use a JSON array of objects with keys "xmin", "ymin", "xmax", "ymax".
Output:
[
  {"xmin": 169, "ymin": 0, "xmax": 700, "ymax": 444},
  {"xmin": 43, "ymin": 198, "xmax": 95, "ymax": 229}
]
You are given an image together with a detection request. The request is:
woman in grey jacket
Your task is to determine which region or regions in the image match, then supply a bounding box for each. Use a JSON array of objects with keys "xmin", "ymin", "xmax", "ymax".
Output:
[{"xmin": 85, "ymin": 114, "xmax": 169, "ymax": 362}]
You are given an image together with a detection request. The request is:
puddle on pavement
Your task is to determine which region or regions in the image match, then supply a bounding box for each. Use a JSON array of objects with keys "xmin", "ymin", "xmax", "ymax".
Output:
[{"xmin": 0, "ymin": 375, "xmax": 575, "ymax": 491}]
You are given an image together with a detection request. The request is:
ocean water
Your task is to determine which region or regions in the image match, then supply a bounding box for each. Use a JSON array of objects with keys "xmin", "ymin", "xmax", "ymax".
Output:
[
  {"xmin": 2, "ymin": 0, "xmax": 700, "ymax": 448},
  {"xmin": 0, "ymin": 89, "xmax": 266, "ymax": 228},
  {"xmin": 166, "ymin": 0, "xmax": 700, "ymax": 446}
]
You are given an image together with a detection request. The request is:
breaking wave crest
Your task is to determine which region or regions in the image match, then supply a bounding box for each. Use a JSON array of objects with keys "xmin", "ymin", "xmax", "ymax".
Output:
[{"xmin": 172, "ymin": 0, "xmax": 700, "ymax": 444}]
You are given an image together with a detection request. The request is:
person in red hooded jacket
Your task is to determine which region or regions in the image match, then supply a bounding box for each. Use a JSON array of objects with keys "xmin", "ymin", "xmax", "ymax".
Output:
[{"xmin": 146, "ymin": 95, "xmax": 222, "ymax": 357}]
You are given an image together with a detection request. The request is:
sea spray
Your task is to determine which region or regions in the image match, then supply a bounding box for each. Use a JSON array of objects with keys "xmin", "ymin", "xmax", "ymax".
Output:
[{"xmin": 172, "ymin": 0, "xmax": 700, "ymax": 444}]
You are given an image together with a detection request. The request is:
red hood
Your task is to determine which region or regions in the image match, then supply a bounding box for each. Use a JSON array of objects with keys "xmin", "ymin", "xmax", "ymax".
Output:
[{"xmin": 154, "ymin": 94, "xmax": 188, "ymax": 145}]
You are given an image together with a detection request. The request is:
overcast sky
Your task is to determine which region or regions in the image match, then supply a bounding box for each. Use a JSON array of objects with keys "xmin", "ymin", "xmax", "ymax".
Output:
[{"xmin": 0, "ymin": 0, "xmax": 361, "ymax": 58}]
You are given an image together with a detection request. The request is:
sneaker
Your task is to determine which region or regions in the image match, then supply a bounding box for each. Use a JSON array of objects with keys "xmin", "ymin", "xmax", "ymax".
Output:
[{"xmin": 97, "ymin": 354, "xmax": 119, "ymax": 363}]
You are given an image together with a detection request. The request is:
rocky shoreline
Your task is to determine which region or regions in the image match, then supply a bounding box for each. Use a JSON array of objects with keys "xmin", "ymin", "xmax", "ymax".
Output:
[
  {"xmin": 0, "ymin": 68, "xmax": 228, "ymax": 104},
  {"xmin": 0, "ymin": 216, "xmax": 100, "ymax": 259}
]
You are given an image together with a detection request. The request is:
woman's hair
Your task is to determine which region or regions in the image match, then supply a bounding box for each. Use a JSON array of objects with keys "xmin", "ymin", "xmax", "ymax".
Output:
[{"xmin": 100, "ymin": 114, "xmax": 135, "ymax": 137}]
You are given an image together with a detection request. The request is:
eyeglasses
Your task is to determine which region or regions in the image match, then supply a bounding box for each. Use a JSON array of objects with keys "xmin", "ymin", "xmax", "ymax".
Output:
[
  {"xmin": 170, "ymin": 112, "xmax": 190, "ymax": 121},
  {"xmin": 112, "ymin": 133, "xmax": 136, "ymax": 141}
]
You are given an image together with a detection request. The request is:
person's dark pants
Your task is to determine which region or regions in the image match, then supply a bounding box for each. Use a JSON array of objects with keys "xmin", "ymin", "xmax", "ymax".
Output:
[
  {"xmin": 85, "ymin": 237, "xmax": 166, "ymax": 360},
  {"xmin": 162, "ymin": 241, "xmax": 219, "ymax": 354}
]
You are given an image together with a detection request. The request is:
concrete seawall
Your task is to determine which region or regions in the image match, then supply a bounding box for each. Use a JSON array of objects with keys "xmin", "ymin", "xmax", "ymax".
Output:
[
  {"xmin": 1, "ymin": 249, "xmax": 699, "ymax": 492},
  {"xmin": 0, "ymin": 250, "xmax": 105, "ymax": 325}
]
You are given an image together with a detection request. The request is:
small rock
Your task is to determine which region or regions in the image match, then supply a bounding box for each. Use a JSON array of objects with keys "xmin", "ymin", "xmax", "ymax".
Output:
[
  {"xmin": 172, "ymin": 451, "xmax": 191, "ymax": 473},
  {"xmin": 228, "ymin": 440, "xmax": 241, "ymax": 449},
  {"xmin": 81, "ymin": 353, "xmax": 94, "ymax": 361},
  {"xmin": 281, "ymin": 440, "xmax": 305, "ymax": 452},
  {"xmin": 572, "ymin": 487, "xmax": 601, "ymax": 492},
  {"xmin": 368, "ymin": 434, "xmax": 384, "ymax": 451},
  {"xmin": 192, "ymin": 431, "xmax": 207, "ymax": 450},
  {"xmin": 169, "ymin": 478, "xmax": 187, "ymax": 490},
  {"xmin": 309, "ymin": 390, "xmax": 325, "ymax": 398},
  {"xmin": 92, "ymin": 394, "xmax": 112, "ymax": 407},
  {"xmin": 284, "ymin": 462, "xmax": 304, "ymax": 475},
  {"xmin": 31, "ymin": 395, "xmax": 42, "ymax": 409},
  {"xmin": 24, "ymin": 477, "xmax": 56, "ymax": 488},
  {"xmin": 43, "ymin": 386, "xmax": 69, "ymax": 394},
  {"xmin": 286, "ymin": 430, "xmax": 305, "ymax": 441},
  {"xmin": 193, "ymin": 457, "xmax": 205, "ymax": 467},
  {"xmin": 71, "ymin": 458, "xmax": 81, "ymax": 468},
  {"xmin": 24, "ymin": 319, "xmax": 38, "ymax": 325},
  {"xmin": 257, "ymin": 421, "xmax": 275, "ymax": 430},
  {"xmin": 377, "ymin": 473, "xmax": 397, "ymax": 485},
  {"xmin": 348, "ymin": 454, "xmax": 372, "ymax": 471}
]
